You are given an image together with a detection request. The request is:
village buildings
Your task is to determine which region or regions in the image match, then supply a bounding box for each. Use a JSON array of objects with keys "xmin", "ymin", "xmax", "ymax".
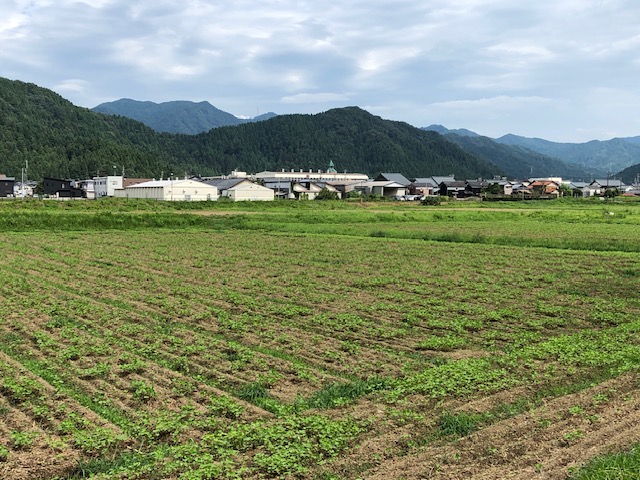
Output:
[{"xmin": 4, "ymin": 160, "xmax": 638, "ymax": 201}]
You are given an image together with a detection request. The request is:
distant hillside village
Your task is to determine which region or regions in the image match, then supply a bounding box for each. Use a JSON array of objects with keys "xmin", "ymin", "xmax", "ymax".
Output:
[{"xmin": 1, "ymin": 162, "xmax": 639, "ymax": 201}]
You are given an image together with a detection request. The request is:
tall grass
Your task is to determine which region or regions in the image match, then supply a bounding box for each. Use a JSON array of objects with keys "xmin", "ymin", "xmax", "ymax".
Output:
[{"xmin": 570, "ymin": 443, "xmax": 640, "ymax": 480}]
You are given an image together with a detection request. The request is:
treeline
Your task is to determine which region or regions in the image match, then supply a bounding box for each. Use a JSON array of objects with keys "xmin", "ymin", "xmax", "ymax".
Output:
[{"xmin": 0, "ymin": 77, "xmax": 501, "ymax": 180}]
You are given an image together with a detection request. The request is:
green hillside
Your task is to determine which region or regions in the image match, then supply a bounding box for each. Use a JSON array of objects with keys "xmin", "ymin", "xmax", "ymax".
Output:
[
  {"xmin": 0, "ymin": 77, "xmax": 500, "ymax": 180},
  {"xmin": 618, "ymin": 162, "xmax": 640, "ymax": 185},
  {"xmin": 177, "ymin": 107, "xmax": 501, "ymax": 179},
  {"xmin": 0, "ymin": 78, "xmax": 182, "ymax": 179}
]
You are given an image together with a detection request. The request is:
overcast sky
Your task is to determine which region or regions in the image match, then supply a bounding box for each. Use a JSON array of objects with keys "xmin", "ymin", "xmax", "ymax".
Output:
[{"xmin": 2, "ymin": 0, "xmax": 640, "ymax": 142}]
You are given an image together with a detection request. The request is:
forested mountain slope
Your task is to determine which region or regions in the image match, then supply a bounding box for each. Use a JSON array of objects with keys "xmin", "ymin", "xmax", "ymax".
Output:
[{"xmin": 0, "ymin": 77, "xmax": 500, "ymax": 180}]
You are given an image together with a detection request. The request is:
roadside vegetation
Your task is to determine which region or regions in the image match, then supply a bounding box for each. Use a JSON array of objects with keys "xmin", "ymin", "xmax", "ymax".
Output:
[{"xmin": 0, "ymin": 197, "xmax": 638, "ymax": 479}]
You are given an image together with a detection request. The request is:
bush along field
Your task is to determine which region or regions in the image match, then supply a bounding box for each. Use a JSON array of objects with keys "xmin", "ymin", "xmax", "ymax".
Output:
[{"xmin": 0, "ymin": 198, "xmax": 638, "ymax": 479}]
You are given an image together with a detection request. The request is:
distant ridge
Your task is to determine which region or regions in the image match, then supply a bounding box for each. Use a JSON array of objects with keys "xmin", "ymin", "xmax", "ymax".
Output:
[
  {"xmin": 495, "ymin": 134, "xmax": 640, "ymax": 174},
  {"xmin": 422, "ymin": 124, "xmax": 480, "ymax": 138},
  {"xmin": 422, "ymin": 125, "xmax": 592, "ymax": 179},
  {"xmin": 92, "ymin": 99, "xmax": 277, "ymax": 134}
]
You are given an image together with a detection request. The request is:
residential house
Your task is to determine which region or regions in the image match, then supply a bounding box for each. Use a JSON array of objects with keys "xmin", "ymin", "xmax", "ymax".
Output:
[
  {"xmin": 486, "ymin": 179, "xmax": 514, "ymax": 196},
  {"xmin": 569, "ymin": 182, "xmax": 596, "ymax": 197},
  {"xmin": 291, "ymin": 181, "xmax": 340, "ymax": 200},
  {"xmin": 465, "ymin": 179, "xmax": 490, "ymax": 197},
  {"xmin": 325, "ymin": 180, "xmax": 365, "ymax": 198},
  {"xmin": 530, "ymin": 180, "xmax": 560, "ymax": 197},
  {"xmin": 72, "ymin": 179, "xmax": 95, "ymax": 199},
  {"xmin": 0, "ymin": 175, "xmax": 15, "ymax": 197},
  {"xmin": 374, "ymin": 173, "xmax": 411, "ymax": 187},
  {"xmin": 439, "ymin": 180, "xmax": 467, "ymax": 197},
  {"xmin": 359, "ymin": 180, "xmax": 408, "ymax": 198},
  {"xmin": 430, "ymin": 175, "xmax": 456, "ymax": 187},
  {"xmin": 43, "ymin": 177, "xmax": 83, "ymax": 198},
  {"xmin": 410, "ymin": 178, "xmax": 439, "ymax": 196},
  {"xmin": 589, "ymin": 179, "xmax": 627, "ymax": 195},
  {"xmin": 262, "ymin": 179, "xmax": 293, "ymax": 199}
]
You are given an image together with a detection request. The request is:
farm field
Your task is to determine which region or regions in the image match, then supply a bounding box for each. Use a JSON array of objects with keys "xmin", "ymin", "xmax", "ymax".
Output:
[{"xmin": 0, "ymin": 198, "xmax": 639, "ymax": 479}]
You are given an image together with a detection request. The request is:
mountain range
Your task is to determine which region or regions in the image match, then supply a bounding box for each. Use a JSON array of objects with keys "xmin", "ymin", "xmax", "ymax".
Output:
[
  {"xmin": 92, "ymin": 99, "xmax": 276, "ymax": 134},
  {"xmin": 424, "ymin": 125, "xmax": 640, "ymax": 178},
  {"xmin": 1, "ymin": 76, "xmax": 639, "ymax": 183},
  {"xmin": 422, "ymin": 126, "xmax": 592, "ymax": 180},
  {"xmin": 0, "ymin": 77, "xmax": 497, "ymax": 180}
]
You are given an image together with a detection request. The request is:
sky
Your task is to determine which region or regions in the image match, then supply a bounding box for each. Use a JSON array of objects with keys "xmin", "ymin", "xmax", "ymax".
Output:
[{"xmin": 2, "ymin": 0, "xmax": 640, "ymax": 142}]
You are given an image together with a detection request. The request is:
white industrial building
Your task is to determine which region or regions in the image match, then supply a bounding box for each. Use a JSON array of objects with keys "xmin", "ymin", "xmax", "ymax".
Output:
[
  {"xmin": 94, "ymin": 176, "xmax": 123, "ymax": 198},
  {"xmin": 226, "ymin": 180, "xmax": 275, "ymax": 201},
  {"xmin": 114, "ymin": 179, "xmax": 219, "ymax": 201}
]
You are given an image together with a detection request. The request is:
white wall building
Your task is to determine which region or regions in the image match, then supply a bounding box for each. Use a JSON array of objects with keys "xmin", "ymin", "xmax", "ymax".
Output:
[
  {"xmin": 94, "ymin": 176, "xmax": 123, "ymax": 198},
  {"xmin": 226, "ymin": 180, "xmax": 275, "ymax": 201},
  {"xmin": 114, "ymin": 179, "xmax": 219, "ymax": 201},
  {"xmin": 253, "ymin": 169, "xmax": 369, "ymax": 183}
]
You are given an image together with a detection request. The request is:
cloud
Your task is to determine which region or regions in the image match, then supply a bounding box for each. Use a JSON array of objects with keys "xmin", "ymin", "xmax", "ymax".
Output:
[
  {"xmin": 280, "ymin": 92, "xmax": 350, "ymax": 104},
  {"xmin": 1, "ymin": 0, "xmax": 640, "ymax": 141}
]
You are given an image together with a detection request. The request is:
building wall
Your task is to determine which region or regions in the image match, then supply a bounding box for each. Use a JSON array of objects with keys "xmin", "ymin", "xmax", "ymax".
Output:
[
  {"xmin": 94, "ymin": 176, "xmax": 124, "ymax": 198},
  {"xmin": 228, "ymin": 184, "xmax": 274, "ymax": 201},
  {"xmin": 255, "ymin": 171, "xmax": 369, "ymax": 182},
  {"xmin": 0, "ymin": 179, "xmax": 15, "ymax": 197},
  {"xmin": 117, "ymin": 181, "xmax": 218, "ymax": 201}
]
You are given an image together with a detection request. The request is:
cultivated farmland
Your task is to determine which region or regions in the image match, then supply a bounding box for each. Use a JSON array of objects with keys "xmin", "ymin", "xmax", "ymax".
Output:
[{"xmin": 0, "ymin": 199, "xmax": 639, "ymax": 479}]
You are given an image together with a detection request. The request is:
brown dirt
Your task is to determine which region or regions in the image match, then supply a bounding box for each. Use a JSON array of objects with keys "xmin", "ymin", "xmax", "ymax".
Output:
[{"xmin": 363, "ymin": 372, "xmax": 640, "ymax": 479}]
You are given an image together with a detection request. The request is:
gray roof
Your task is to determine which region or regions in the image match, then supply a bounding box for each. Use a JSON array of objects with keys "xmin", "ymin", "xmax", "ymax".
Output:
[
  {"xmin": 440, "ymin": 181, "xmax": 466, "ymax": 188},
  {"xmin": 412, "ymin": 177, "xmax": 439, "ymax": 188},
  {"xmin": 203, "ymin": 178, "xmax": 245, "ymax": 190},
  {"xmin": 431, "ymin": 176, "xmax": 456, "ymax": 185},
  {"xmin": 375, "ymin": 173, "xmax": 411, "ymax": 186},
  {"xmin": 591, "ymin": 179, "xmax": 626, "ymax": 187},
  {"xmin": 264, "ymin": 181, "xmax": 291, "ymax": 191}
]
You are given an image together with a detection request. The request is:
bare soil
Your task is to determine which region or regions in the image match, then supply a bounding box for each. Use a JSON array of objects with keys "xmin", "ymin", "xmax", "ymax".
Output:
[{"xmin": 362, "ymin": 372, "xmax": 640, "ymax": 479}]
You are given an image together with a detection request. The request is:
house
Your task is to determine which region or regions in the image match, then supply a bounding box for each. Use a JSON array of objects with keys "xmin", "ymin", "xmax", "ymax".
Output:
[
  {"xmin": 72, "ymin": 179, "xmax": 95, "ymax": 199},
  {"xmin": 114, "ymin": 178, "xmax": 219, "ymax": 201},
  {"xmin": 325, "ymin": 180, "xmax": 365, "ymax": 198},
  {"xmin": 410, "ymin": 178, "xmax": 439, "ymax": 196},
  {"xmin": 374, "ymin": 173, "xmax": 411, "ymax": 187},
  {"xmin": 431, "ymin": 175, "xmax": 457, "ymax": 187},
  {"xmin": 530, "ymin": 180, "xmax": 560, "ymax": 197},
  {"xmin": 262, "ymin": 179, "xmax": 293, "ymax": 199},
  {"xmin": 465, "ymin": 179, "xmax": 490, "ymax": 196},
  {"xmin": 205, "ymin": 178, "xmax": 274, "ymax": 201},
  {"xmin": 589, "ymin": 179, "xmax": 627, "ymax": 195},
  {"xmin": 14, "ymin": 182, "xmax": 34, "ymax": 198},
  {"xmin": 485, "ymin": 179, "xmax": 514, "ymax": 196},
  {"xmin": 43, "ymin": 177, "xmax": 84, "ymax": 198},
  {"xmin": 291, "ymin": 181, "xmax": 340, "ymax": 200},
  {"xmin": 359, "ymin": 180, "xmax": 408, "ymax": 198},
  {"xmin": 0, "ymin": 175, "xmax": 15, "ymax": 198},
  {"xmin": 439, "ymin": 181, "xmax": 467, "ymax": 197},
  {"xmin": 569, "ymin": 182, "xmax": 596, "ymax": 197},
  {"xmin": 512, "ymin": 183, "xmax": 534, "ymax": 198}
]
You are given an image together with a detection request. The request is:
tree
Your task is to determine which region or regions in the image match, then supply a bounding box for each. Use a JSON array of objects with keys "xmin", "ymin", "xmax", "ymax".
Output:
[{"xmin": 315, "ymin": 188, "xmax": 339, "ymax": 200}]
